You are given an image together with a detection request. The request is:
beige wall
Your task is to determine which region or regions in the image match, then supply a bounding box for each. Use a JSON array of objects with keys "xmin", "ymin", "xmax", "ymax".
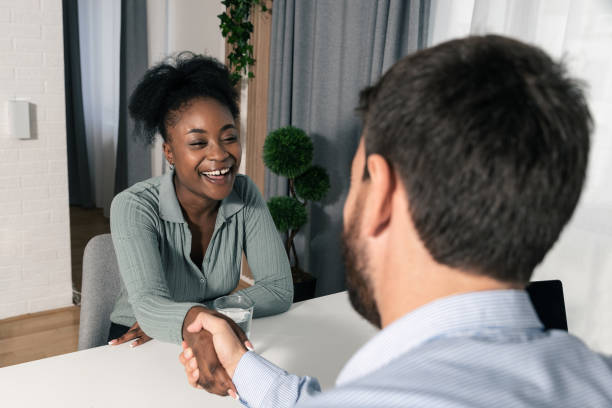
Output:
[{"xmin": 0, "ymin": 0, "xmax": 72, "ymax": 319}]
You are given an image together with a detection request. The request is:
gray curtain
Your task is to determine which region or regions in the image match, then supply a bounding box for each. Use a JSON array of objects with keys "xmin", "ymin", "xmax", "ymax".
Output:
[
  {"xmin": 266, "ymin": 0, "xmax": 430, "ymax": 296},
  {"xmin": 63, "ymin": 0, "xmax": 94, "ymax": 208},
  {"xmin": 114, "ymin": 0, "xmax": 150, "ymax": 194}
]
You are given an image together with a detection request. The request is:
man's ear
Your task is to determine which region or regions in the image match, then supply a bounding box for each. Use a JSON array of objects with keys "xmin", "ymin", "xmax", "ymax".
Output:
[
  {"xmin": 362, "ymin": 154, "xmax": 395, "ymax": 238},
  {"xmin": 163, "ymin": 141, "xmax": 174, "ymax": 165}
]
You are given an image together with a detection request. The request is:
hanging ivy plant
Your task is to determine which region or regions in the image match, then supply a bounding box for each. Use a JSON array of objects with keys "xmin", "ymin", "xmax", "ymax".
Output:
[{"xmin": 218, "ymin": 0, "xmax": 270, "ymax": 85}]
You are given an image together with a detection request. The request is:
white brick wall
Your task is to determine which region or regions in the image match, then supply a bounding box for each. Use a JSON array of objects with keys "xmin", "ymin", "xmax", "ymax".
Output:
[{"xmin": 0, "ymin": 0, "xmax": 72, "ymax": 319}]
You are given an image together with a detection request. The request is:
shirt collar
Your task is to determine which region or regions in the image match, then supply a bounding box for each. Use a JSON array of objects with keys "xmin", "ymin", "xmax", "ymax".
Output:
[
  {"xmin": 336, "ymin": 289, "xmax": 543, "ymax": 386},
  {"xmin": 159, "ymin": 169, "xmax": 245, "ymax": 224}
]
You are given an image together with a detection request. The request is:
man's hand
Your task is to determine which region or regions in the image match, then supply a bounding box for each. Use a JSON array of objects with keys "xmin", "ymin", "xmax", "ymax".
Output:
[
  {"xmin": 178, "ymin": 341, "xmax": 240, "ymax": 401},
  {"xmin": 181, "ymin": 306, "xmax": 252, "ymax": 397},
  {"xmin": 108, "ymin": 321, "xmax": 152, "ymax": 347}
]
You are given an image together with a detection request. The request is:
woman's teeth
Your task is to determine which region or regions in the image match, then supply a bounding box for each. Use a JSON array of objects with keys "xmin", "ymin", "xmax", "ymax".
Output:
[{"xmin": 201, "ymin": 167, "xmax": 231, "ymax": 176}]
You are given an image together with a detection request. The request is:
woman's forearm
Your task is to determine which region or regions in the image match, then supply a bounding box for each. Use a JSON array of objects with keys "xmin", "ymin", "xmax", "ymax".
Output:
[
  {"xmin": 130, "ymin": 293, "xmax": 201, "ymax": 344},
  {"xmin": 233, "ymin": 276, "xmax": 293, "ymax": 317}
]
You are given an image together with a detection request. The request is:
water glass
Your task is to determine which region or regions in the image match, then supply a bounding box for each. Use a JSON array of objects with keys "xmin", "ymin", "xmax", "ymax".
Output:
[{"xmin": 213, "ymin": 295, "xmax": 254, "ymax": 338}]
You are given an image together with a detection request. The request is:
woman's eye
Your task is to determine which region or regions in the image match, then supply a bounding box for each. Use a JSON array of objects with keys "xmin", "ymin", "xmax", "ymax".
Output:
[
  {"xmin": 190, "ymin": 141, "xmax": 207, "ymax": 147},
  {"xmin": 223, "ymin": 135, "xmax": 238, "ymax": 143}
]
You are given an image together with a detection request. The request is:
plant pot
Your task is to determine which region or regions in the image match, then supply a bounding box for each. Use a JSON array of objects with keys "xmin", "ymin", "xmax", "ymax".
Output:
[{"xmin": 292, "ymin": 267, "xmax": 316, "ymax": 302}]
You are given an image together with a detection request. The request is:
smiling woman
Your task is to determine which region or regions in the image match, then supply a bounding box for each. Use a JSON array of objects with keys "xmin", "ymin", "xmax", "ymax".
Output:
[{"xmin": 105, "ymin": 53, "xmax": 293, "ymax": 375}]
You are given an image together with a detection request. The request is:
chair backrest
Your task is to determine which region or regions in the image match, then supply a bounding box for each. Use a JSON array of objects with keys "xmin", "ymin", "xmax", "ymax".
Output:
[
  {"xmin": 526, "ymin": 280, "xmax": 568, "ymax": 331},
  {"xmin": 78, "ymin": 234, "xmax": 122, "ymax": 350}
]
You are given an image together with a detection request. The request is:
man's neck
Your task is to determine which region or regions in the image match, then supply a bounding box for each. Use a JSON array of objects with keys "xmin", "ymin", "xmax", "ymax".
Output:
[
  {"xmin": 377, "ymin": 262, "xmax": 518, "ymax": 329},
  {"xmin": 369, "ymin": 184, "xmax": 522, "ymax": 329}
]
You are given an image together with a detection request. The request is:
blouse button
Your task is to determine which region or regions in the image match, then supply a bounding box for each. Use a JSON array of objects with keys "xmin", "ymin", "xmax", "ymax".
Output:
[{"xmin": 200, "ymin": 277, "xmax": 206, "ymax": 283}]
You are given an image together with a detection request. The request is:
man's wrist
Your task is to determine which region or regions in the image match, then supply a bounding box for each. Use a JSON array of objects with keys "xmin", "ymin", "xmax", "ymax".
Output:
[{"xmin": 227, "ymin": 347, "xmax": 248, "ymax": 378}]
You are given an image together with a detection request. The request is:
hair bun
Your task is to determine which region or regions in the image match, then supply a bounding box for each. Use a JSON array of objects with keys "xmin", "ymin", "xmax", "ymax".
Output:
[{"xmin": 128, "ymin": 52, "xmax": 239, "ymax": 144}]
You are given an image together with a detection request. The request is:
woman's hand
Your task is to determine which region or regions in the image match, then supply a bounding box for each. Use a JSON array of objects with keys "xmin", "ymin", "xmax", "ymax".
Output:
[
  {"xmin": 186, "ymin": 311, "xmax": 249, "ymax": 378},
  {"xmin": 108, "ymin": 322, "xmax": 152, "ymax": 347},
  {"xmin": 181, "ymin": 306, "xmax": 252, "ymax": 397}
]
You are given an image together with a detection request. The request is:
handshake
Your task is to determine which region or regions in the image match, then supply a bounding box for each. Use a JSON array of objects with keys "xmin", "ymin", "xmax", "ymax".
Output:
[{"xmin": 179, "ymin": 306, "xmax": 254, "ymax": 400}]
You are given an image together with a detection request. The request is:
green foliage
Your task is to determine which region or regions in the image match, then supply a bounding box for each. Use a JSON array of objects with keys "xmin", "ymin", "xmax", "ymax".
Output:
[
  {"xmin": 294, "ymin": 165, "xmax": 330, "ymax": 201},
  {"xmin": 267, "ymin": 196, "xmax": 308, "ymax": 233},
  {"xmin": 263, "ymin": 126, "xmax": 313, "ymax": 178},
  {"xmin": 263, "ymin": 125, "xmax": 330, "ymax": 271},
  {"xmin": 218, "ymin": 0, "xmax": 270, "ymax": 85}
]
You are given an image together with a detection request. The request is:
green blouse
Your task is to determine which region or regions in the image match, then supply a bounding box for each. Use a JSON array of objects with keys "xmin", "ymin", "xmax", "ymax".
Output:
[{"xmin": 109, "ymin": 171, "xmax": 293, "ymax": 344}]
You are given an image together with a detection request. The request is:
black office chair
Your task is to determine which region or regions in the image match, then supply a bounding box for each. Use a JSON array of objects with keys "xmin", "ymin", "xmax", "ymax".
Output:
[{"xmin": 526, "ymin": 280, "xmax": 568, "ymax": 331}]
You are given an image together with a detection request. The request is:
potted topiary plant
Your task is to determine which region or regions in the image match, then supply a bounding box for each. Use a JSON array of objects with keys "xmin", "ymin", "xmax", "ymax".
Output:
[{"xmin": 263, "ymin": 126, "xmax": 330, "ymax": 302}]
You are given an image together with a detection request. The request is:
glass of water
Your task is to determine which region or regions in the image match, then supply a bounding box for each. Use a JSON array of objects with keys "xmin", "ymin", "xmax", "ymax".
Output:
[{"xmin": 213, "ymin": 295, "xmax": 254, "ymax": 338}]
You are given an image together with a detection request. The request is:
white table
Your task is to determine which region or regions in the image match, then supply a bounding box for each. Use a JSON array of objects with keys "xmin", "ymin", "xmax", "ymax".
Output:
[{"xmin": 0, "ymin": 291, "xmax": 377, "ymax": 407}]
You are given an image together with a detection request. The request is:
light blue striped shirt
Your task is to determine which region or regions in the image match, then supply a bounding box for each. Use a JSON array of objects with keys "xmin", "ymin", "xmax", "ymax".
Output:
[{"xmin": 233, "ymin": 290, "xmax": 612, "ymax": 407}]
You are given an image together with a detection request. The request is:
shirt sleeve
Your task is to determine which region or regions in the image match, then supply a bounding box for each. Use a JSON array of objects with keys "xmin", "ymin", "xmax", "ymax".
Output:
[
  {"xmin": 110, "ymin": 191, "xmax": 201, "ymax": 344},
  {"xmin": 233, "ymin": 352, "xmax": 321, "ymax": 408},
  {"xmin": 233, "ymin": 176, "xmax": 294, "ymax": 317}
]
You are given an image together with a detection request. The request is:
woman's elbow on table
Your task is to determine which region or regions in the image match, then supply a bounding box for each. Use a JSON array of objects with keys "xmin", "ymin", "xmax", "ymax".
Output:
[
  {"xmin": 276, "ymin": 285, "xmax": 293, "ymax": 313},
  {"xmin": 253, "ymin": 278, "xmax": 293, "ymax": 317},
  {"xmin": 274, "ymin": 271, "xmax": 294, "ymax": 312}
]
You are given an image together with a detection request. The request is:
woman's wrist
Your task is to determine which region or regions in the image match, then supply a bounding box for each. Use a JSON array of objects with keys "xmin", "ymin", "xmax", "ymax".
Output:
[{"xmin": 182, "ymin": 305, "xmax": 208, "ymax": 340}]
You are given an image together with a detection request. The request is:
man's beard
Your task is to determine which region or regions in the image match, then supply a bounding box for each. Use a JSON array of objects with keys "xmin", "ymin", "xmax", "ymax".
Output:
[{"xmin": 342, "ymin": 204, "xmax": 382, "ymax": 329}]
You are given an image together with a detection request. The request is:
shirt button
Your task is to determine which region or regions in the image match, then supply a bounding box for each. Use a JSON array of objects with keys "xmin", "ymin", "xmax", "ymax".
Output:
[{"xmin": 200, "ymin": 277, "xmax": 206, "ymax": 283}]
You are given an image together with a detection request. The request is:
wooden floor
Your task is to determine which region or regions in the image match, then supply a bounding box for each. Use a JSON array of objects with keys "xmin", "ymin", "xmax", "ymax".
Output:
[{"xmin": 0, "ymin": 306, "xmax": 80, "ymax": 368}]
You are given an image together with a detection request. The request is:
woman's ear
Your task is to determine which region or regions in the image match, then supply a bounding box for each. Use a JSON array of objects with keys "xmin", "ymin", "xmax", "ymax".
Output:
[{"xmin": 163, "ymin": 141, "xmax": 174, "ymax": 165}]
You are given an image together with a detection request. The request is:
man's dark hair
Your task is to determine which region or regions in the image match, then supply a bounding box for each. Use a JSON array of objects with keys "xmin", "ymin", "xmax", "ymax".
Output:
[
  {"xmin": 128, "ymin": 52, "xmax": 239, "ymax": 144},
  {"xmin": 358, "ymin": 35, "xmax": 591, "ymax": 284}
]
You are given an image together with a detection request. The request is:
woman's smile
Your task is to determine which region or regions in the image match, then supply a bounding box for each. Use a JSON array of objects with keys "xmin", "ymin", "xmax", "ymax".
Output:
[{"xmin": 199, "ymin": 165, "xmax": 235, "ymax": 185}]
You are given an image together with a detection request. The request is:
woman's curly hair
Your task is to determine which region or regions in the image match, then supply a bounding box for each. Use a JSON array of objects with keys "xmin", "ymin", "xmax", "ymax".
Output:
[{"xmin": 128, "ymin": 52, "xmax": 239, "ymax": 144}]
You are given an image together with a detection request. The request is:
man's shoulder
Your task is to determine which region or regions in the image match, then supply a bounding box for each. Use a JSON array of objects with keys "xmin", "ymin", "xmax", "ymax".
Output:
[
  {"xmin": 308, "ymin": 349, "xmax": 612, "ymax": 407},
  {"xmin": 308, "ymin": 332, "xmax": 612, "ymax": 407}
]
